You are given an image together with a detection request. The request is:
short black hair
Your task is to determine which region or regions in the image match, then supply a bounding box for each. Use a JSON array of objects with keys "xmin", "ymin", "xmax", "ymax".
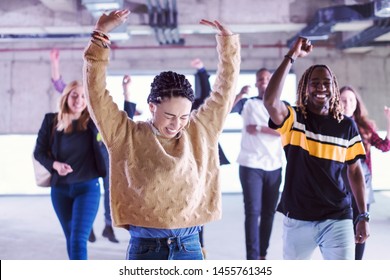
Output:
[
  {"xmin": 147, "ymin": 71, "xmax": 195, "ymax": 104},
  {"xmin": 256, "ymin": 68, "xmax": 270, "ymax": 76}
]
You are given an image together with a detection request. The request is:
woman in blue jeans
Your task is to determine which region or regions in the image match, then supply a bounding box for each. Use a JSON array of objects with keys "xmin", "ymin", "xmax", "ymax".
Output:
[
  {"xmin": 34, "ymin": 80, "xmax": 106, "ymax": 259},
  {"xmin": 84, "ymin": 10, "xmax": 240, "ymax": 260},
  {"xmin": 50, "ymin": 49, "xmax": 138, "ymax": 243}
]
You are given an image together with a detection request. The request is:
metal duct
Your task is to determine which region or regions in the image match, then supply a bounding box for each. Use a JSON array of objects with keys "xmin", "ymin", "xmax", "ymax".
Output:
[
  {"xmin": 339, "ymin": 17, "xmax": 390, "ymax": 48},
  {"xmin": 147, "ymin": 0, "xmax": 185, "ymax": 46},
  {"xmin": 287, "ymin": 2, "xmax": 377, "ymax": 48}
]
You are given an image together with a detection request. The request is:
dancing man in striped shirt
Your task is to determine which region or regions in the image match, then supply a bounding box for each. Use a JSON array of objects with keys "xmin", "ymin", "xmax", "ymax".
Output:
[{"xmin": 263, "ymin": 37, "xmax": 370, "ymax": 260}]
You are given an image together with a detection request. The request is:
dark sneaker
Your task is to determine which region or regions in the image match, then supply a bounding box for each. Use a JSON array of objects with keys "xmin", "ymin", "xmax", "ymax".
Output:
[
  {"xmin": 102, "ymin": 225, "xmax": 119, "ymax": 243},
  {"xmin": 88, "ymin": 228, "xmax": 96, "ymax": 243}
]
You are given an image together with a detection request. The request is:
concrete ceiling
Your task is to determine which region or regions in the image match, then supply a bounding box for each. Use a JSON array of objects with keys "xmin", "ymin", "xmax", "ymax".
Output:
[{"xmin": 0, "ymin": 0, "xmax": 389, "ymax": 53}]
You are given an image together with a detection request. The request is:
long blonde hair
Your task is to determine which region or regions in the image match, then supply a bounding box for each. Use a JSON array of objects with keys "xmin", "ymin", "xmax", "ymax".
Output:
[
  {"xmin": 296, "ymin": 65, "xmax": 344, "ymax": 122},
  {"xmin": 57, "ymin": 80, "xmax": 90, "ymax": 133}
]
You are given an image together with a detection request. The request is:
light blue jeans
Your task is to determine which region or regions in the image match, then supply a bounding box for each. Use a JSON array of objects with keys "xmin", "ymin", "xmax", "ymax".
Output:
[
  {"xmin": 126, "ymin": 233, "xmax": 203, "ymax": 260},
  {"xmin": 283, "ymin": 217, "xmax": 354, "ymax": 260}
]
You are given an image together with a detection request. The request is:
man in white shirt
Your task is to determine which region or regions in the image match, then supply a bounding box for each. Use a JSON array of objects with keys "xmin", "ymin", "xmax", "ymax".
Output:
[{"xmin": 231, "ymin": 68, "xmax": 284, "ymax": 260}]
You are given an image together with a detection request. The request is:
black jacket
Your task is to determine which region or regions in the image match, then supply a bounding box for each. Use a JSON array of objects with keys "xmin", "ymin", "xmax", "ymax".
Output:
[{"xmin": 33, "ymin": 112, "xmax": 106, "ymax": 186}]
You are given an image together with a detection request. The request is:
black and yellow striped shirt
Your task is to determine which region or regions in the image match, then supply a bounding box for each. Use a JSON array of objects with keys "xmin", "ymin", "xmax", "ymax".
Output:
[{"xmin": 269, "ymin": 105, "xmax": 365, "ymax": 221}]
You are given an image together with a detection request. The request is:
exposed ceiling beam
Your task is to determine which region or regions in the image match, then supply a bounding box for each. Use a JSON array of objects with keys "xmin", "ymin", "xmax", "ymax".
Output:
[
  {"xmin": 0, "ymin": 23, "xmax": 313, "ymax": 37},
  {"xmin": 287, "ymin": 0, "xmax": 390, "ymax": 49},
  {"xmin": 39, "ymin": 0, "xmax": 77, "ymax": 12},
  {"xmin": 338, "ymin": 17, "xmax": 390, "ymax": 49}
]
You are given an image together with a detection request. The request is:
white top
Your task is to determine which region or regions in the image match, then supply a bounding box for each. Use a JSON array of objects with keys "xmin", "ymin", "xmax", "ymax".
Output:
[{"xmin": 236, "ymin": 97, "xmax": 284, "ymax": 171}]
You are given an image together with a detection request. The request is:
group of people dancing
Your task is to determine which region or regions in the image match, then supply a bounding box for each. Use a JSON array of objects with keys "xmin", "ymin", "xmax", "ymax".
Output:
[{"xmin": 33, "ymin": 9, "xmax": 390, "ymax": 260}]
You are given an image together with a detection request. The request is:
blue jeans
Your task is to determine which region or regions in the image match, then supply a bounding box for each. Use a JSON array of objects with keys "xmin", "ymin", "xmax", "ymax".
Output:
[
  {"xmin": 282, "ymin": 217, "xmax": 354, "ymax": 260},
  {"xmin": 51, "ymin": 178, "xmax": 101, "ymax": 260},
  {"xmin": 126, "ymin": 234, "xmax": 203, "ymax": 260},
  {"xmin": 239, "ymin": 166, "xmax": 281, "ymax": 259}
]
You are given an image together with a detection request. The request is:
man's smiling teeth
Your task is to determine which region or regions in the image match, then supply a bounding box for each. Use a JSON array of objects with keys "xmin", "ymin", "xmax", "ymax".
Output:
[{"xmin": 315, "ymin": 94, "xmax": 326, "ymax": 98}]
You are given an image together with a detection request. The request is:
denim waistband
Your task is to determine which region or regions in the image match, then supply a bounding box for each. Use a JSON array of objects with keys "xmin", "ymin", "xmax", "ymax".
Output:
[{"xmin": 130, "ymin": 233, "xmax": 199, "ymax": 247}]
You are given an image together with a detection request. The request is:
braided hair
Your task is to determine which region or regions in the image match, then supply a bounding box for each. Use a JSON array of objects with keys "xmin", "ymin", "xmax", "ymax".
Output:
[
  {"xmin": 147, "ymin": 71, "xmax": 195, "ymax": 104},
  {"xmin": 296, "ymin": 64, "xmax": 344, "ymax": 122}
]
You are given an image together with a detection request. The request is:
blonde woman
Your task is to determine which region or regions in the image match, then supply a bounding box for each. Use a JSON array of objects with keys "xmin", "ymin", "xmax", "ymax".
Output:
[{"xmin": 34, "ymin": 80, "xmax": 106, "ymax": 259}]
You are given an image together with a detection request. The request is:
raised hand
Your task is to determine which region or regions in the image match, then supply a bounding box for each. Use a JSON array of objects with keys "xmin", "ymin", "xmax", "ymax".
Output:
[
  {"xmin": 95, "ymin": 9, "xmax": 131, "ymax": 33},
  {"xmin": 123, "ymin": 74, "xmax": 132, "ymax": 101},
  {"xmin": 199, "ymin": 19, "xmax": 233, "ymax": 36},
  {"xmin": 384, "ymin": 106, "xmax": 390, "ymax": 137},
  {"xmin": 239, "ymin": 85, "xmax": 250, "ymax": 95},
  {"xmin": 50, "ymin": 48, "xmax": 61, "ymax": 81},
  {"xmin": 289, "ymin": 37, "xmax": 313, "ymax": 59},
  {"xmin": 233, "ymin": 85, "xmax": 251, "ymax": 108},
  {"xmin": 236, "ymin": 85, "xmax": 250, "ymax": 100},
  {"xmin": 50, "ymin": 48, "xmax": 60, "ymax": 63},
  {"xmin": 191, "ymin": 58, "xmax": 204, "ymax": 70},
  {"xmin": 384, "ymin": 106, "xmax": 390, "ymax": 122}
]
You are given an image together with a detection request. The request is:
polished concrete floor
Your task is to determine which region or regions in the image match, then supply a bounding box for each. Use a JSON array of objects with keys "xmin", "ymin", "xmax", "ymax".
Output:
[{"xmin": 1, "ymin": 192, "xmax": 389, "ymax": 260}]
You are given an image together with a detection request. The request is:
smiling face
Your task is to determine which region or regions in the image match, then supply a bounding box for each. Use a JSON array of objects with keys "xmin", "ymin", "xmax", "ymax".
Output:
[
  {"xmin": 307, "ymin": 66, "xmax": 333, "ymax": 115},
  {"xmin": 340, "ymin": 89, "xmax": 357, "ymax": 118},
  {"xmin": 66, "ymin": 85, "xmax": 86, "ymax": 117},
  {"xmin": 149, "ymin": 96, "xmax": 192, "ymax": 139}
]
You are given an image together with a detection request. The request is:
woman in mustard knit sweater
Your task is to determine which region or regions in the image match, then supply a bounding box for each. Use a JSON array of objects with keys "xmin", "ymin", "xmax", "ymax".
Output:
[{"xmin": 83, "ymin": 9, "xmax": 241, "ymax": 260}]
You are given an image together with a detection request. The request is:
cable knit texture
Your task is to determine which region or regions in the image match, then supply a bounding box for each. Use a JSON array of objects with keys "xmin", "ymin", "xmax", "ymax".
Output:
[{"xmin": 83, "ymin": 35, "xmax": 241, "ymax": 229}]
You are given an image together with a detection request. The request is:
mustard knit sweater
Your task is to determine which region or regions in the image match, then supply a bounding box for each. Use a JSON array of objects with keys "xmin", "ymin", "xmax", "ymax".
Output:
[{"xmin": 83, "ymin": 34, "xmax": 241, "ymax": 229}]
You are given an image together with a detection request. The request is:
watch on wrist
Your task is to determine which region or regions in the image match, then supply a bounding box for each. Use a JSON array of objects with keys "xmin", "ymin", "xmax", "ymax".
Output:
[{"xmin": 355, "ymin": 212, "xmax": 370, "ymax": 223}]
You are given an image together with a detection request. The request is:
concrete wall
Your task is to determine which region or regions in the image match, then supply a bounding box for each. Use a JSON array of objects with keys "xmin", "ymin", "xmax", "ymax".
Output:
[{"xmin": 0, "ymin": 0, "xmax": 389, "ymax": 134}]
